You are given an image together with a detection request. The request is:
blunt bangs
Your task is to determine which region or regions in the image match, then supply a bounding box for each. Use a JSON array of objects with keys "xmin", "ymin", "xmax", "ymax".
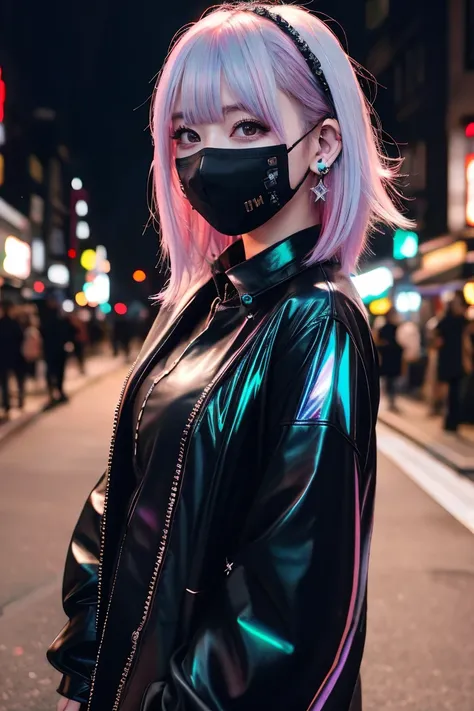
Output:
[{"xmin": 168, "ymin": 13, "xmax": 291, "ymax": 138}]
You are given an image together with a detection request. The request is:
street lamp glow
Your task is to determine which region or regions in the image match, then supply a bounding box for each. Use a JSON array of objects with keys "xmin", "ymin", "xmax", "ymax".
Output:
[
  {"xmin": 84, "ymin": 274, "xmax": 110, "ymax": 305},
  {"xmin": 395, "ymin": 291, "xmax": 421, "ymax": 313},
  {"xmin": 75, "ymin": 199, "xmax": 88, "ymax": 217},
  {"xmin": 71, "ymin": 178, "xmax": 83, "ymax": 190},
  {"xmin": 133, "ymin": 269, "xmax": 146, "ymax": 282},
  {"xmin": 75, "ymin": 291, "xmax": 87, "ymax": 307},
  {"xmin": 80, "ymin": 249, "xmax": 96, "ymax": 271},
  {"xmin": 76, "ymin": 220, "xmax": 90, "ymax": 239},
  {"xmin": 47, "ymin": 263, "xmax": 70, "ymax": 286}
]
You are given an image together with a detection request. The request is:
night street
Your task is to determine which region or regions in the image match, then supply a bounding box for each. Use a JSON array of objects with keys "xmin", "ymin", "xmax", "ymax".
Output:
[
  {"xmin": 2, "ymin": 0, "xmax": 474, "ymax": 709},
  {"xmin": 0, "ymin": 373, "xmax": 473, "ymax": 711}
]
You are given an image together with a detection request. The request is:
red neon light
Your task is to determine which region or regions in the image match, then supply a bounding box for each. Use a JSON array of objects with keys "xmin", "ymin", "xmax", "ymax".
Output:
[
  {"xmin": 68, "ymin": 248, "xmax": 76, "ymax": 259},
  {"xmin": 114, "ymin": 302, "xmax": 127, "ymax": 315},
  {"xmin": 465, "ymin": 153, "xmax": 474, "ymax": 227},
  {"xmin": 0, "ymin": 68, "xmax": 5, "ymax": 124},
  {"xmin": 466, "ymin": 122, "xmax": 474, "ymax": 138},
  {"xmin": 33, "ymin": 281, "xmax": 45, "ymax": 293}
]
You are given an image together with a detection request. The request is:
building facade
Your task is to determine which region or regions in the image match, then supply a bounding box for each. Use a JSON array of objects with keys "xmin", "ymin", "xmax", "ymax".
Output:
[
  {"xmin": 365, "ymin": 0, "xmax": 449, "ymax": 253},
  {"xmin": 363, "ymin": 0, "xmax": 474, "ymax": 303}
]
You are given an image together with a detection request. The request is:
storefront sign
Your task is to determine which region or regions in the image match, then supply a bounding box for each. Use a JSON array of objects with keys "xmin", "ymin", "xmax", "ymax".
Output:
[
  {"xmin": 1, "ymin": 235, "xmax": 31, "ymax": 279},
  {"xmin": 421, "ymin": 241, "xmax": 467, "ymax": 275}
]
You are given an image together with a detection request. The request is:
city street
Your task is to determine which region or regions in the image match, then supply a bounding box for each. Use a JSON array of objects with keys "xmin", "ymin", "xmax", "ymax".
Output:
[{"xmin": 0, "ymin": 372, "xmax": 473, "ymax": 711}]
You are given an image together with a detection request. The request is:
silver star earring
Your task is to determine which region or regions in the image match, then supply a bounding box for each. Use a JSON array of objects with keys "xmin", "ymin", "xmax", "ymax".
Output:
[{"xmin": 310, "ymin": 159, "xmax": 330, "ymax": 202}]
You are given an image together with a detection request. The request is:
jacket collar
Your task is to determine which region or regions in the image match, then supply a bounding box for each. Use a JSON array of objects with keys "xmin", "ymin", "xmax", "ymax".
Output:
[{"xmin": 211, "ymin": 225, "xmax": 323, "ymax": 303}]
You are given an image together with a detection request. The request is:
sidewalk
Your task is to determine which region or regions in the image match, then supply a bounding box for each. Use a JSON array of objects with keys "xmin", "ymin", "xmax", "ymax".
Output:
[
  {"xmin": 0, "ymin": 350, "xmax": 129, "ymax": 446},
  {"xmin": 378, "ymin": 395, "xmax": 474, "ymax": 477}
]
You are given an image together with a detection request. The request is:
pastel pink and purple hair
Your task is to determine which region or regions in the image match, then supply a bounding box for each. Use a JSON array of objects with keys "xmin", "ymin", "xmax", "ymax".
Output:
[{"xmin": 151, "ymin": 3, "xmax": 412, "ymax": 308}]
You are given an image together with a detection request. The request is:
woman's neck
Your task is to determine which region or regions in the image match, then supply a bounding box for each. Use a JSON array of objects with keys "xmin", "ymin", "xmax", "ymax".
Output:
[
  {"xmin": 241, "ymin": 183, "xmax": 321, "ymax": 260},
  {"xmin": 242, "ymin": 215, "xmax": 321, "ymax": 260}
]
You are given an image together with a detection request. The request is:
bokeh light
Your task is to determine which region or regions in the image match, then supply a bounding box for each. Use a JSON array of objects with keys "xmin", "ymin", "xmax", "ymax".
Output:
[
  {"xmin": 114, "ymin": 302, "xmax": 128, "ymax": 315},
  {"xmin": 80, "ymin": 249, "xmax": 96, "ymax": 271},
  {"xmin": 75, "ymin": 291, "xmax": 88, "ymax": 307},
  {"xmin": 133, "ymin": 269, "xmax": 146, "ymax": 282}
]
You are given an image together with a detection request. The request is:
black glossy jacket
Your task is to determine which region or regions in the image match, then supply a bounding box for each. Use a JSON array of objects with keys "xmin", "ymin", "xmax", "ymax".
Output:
[{"xmin": 47, "ymin": 227, "xmax": 379, "ymax": 711}]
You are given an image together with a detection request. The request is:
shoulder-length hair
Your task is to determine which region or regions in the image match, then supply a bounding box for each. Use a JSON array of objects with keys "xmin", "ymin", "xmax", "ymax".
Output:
[{"xmin": 151, "ymin": 2, "xmax": 413, "ymax": 308}]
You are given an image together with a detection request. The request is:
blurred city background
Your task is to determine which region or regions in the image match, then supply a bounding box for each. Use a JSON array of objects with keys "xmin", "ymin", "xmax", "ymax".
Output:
[{"xmin": 0, "ymin": 1, "xmax": 474, "ymax": 710}]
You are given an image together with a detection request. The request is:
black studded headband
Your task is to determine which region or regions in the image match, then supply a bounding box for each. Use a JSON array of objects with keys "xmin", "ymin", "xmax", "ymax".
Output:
[{"xmin": 250, "ymin": 6, "xmax": 335, "ymax": 107}]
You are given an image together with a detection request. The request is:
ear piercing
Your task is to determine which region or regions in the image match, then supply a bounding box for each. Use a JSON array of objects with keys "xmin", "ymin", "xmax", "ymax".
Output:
[{"xmin": 310, "ymin": 159, "xmax": 330, "ymax": 202}]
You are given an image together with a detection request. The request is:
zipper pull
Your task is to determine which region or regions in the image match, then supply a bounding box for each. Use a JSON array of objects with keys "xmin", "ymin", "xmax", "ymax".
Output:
[{"xmin": 206, "ymin": 297, "xmax": 221, "ymax": 327}]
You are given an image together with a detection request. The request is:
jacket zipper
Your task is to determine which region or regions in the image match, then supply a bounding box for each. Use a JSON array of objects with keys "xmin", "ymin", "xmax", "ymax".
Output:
[
  {"xmin": 93, "ymin": 302, "xmax": 198, "ymax": 640},
  {"xmin": 111, "ymin": 377, "xmax": 216, "ymax": 711},
  {"xmin": 87, "ymin": 358, "xmax": 137, "ymax": 711},
  {"xmin": 88, "ymin": 298, "xmax": 221, "ymax": 710}
]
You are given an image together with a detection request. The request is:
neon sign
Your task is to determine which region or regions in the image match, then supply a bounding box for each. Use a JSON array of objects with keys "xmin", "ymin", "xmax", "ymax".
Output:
[
  {"xmin": 0, "ymin": 67, "xmax": 5, "ymax": 124},
  {"xmin": 466, "ymin": 154, "xmax": 474, "ymax": 227},
  {"xmin": 422, "ymin": 241, "xmax": 467, "ymax": 274},
  {"xmin": 352, "ymin": 266, "xmax": 393, "ymax": 302}
]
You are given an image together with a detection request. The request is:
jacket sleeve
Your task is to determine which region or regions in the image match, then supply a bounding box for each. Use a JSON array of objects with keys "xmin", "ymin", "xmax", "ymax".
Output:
[
  {"xmin": 156, "ymin": 319, "xmax": 376, "ymax": 711},
  {"xmin": 47, "ymin": 473, "xmax": 106, "ymax": 703}
]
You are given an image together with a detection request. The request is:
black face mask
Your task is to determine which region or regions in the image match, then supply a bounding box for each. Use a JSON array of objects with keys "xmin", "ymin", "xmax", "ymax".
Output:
[{"xmin": 175, "ymin": 125, "xmax": 317, "ymax": 235}]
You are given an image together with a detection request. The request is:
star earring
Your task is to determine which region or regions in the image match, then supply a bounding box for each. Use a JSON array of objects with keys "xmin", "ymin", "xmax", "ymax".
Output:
[{"xmin": 310, "ymin": 159, "xmax": 330, "ymax": 202}]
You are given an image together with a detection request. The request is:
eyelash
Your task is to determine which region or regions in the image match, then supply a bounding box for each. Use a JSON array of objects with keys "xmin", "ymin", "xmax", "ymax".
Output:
[{"xmin": 170, "ymin": 119, "xmax": 270, "ymax": 143}]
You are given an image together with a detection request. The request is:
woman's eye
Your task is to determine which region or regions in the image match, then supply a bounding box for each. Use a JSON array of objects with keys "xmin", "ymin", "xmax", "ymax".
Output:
[
  {"xmin": 232, "ymin": 120, "xmax": 270, "ymax": 138},
  {"xmin": 171, "ymin": 126, "xmax": 200, "ymax": 145}
]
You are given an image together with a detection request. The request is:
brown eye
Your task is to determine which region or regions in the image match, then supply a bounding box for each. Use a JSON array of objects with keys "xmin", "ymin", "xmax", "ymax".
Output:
[
  {"xmin": 232, "ymin": 120, "xmax": 270, "ymax": 139},
  {"xmin": 242, "ymin": 123, "xmax": 258, "ymax": 136},
  {"xmin": 171, "ymin": 126, "xmax": 200, "ymax": 145}
]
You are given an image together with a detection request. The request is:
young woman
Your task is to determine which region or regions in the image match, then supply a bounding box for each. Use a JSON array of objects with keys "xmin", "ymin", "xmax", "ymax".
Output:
[{"xmin": 48, "ymin": 4, "xmax": 411, "ymax": 710}]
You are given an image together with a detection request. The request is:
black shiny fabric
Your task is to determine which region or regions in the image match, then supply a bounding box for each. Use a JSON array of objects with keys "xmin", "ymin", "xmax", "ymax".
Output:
[{"xmin": 47, "ymin": 226, "xmax": 379, "ymax": 711}]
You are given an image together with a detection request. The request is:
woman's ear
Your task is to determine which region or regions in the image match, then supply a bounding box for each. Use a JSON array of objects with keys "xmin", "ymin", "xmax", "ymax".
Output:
[{"xmin": 309, "ymin": 118, "xmax": 342, "ymax": 175}]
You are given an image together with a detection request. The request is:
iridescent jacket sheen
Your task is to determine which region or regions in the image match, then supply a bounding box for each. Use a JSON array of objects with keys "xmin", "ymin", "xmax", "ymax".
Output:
[{"xmin": 47, "ymin": 226, "xmax": 379, "ymax": 711}]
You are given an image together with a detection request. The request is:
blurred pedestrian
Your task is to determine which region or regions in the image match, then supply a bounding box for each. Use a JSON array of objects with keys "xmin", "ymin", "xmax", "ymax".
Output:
[
  {"xmin": 424, "ymin": 315, "xmax": 444, "ymax": 415},
  {"xmin": 0, "ymin": 302, "xmax": 26, "ymax": 419},
  {"xmin": 461, "ymin": 319, "xmax": 474, "ymax": 423},
  {"xmin": 435, "ymin": 292, "xmax": 472, "ymax": 433},
  {"xmin": 396, "ymin": 318, "xmax": 422, "ymax": 394},
  {"xmin": 112, "ymin": 315, "xmax": 133, "ymax": 362},
  {"xmin": 375, "ymin": 308, "xmax": 403, "ymax": 412},
  {"xmin": 67, "ymin": 311, "xmax": 88, "ymax": 374},
  {"xmin": 21, "ymin": 311, "xmax": 43, "ymax": 379},
  {"xmin": 40, "ymin": 297, "xmax": 75, "ymax": 407}
]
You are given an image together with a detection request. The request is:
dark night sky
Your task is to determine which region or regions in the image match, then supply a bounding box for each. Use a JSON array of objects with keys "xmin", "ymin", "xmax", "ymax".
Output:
[{"xmin": 5, "ymin": 0, "xmax": 366, "ymax": 302}]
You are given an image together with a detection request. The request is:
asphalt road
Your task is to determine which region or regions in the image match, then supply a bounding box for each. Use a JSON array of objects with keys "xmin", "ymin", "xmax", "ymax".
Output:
[{"xmin": 0, "ymin": 369, "xmax": 473, "ymax": 711}]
